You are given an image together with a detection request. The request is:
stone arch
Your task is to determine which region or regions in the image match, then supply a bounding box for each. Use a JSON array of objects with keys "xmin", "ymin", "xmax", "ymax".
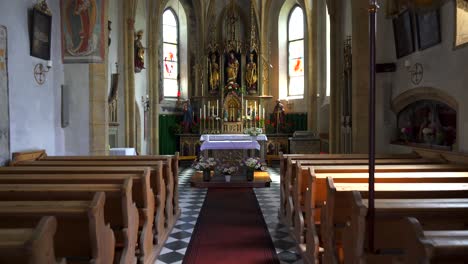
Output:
[{"xmin": 392, "ymin": 87, "xmax": 458, "ymax": 114}]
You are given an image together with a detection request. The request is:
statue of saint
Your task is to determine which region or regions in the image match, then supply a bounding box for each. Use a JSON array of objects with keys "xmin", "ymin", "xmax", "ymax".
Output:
[
  {"xmin": 226, "ymin": 51, "xmax": 239, "ymax": 84},
  {"xmin": 182, "ymin": 99, "xmax": 194, "ymax": 133},
  {"xmin": 245, "ymin": 52, "xmax": 257, "ymax": 91},
  {"xmin": 274, "ymin": 99, "xmax": 285, "ymax": 126},
  {"xmin": 134, "ymin": 30, "xmax": 145, "ymax": 73},
  {"xmin": 209, "ymin": 54, "xmax": 220, "ymax": 92}
]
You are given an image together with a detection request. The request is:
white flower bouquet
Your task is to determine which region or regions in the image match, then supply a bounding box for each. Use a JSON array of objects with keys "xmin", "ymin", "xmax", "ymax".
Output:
[
  {"xmin": 222, "ymin": 166, "xmax": 237, "ymax": 175},
  {"xmin": 192, "ymin": 156, "xmax": 217, "ymax": 171},
  {"xmin": 244, "ymin": 127, "xmax": 263, "ymax": 136},
  {"xmin": 242, "ymin": 157, "xmax": 262, "ymax": 170}
]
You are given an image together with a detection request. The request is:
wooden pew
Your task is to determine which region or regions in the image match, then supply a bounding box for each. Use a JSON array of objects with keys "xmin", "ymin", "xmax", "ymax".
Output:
[
  {"xmin": 0, "ymin": 169, "xmax": 157, "ymax": 264},
  {"xmin": 279, "ymin": 154, "xmax": 431, "ymax": 224},
  {"xmin": 0, "ymin": 192, "xmax": 115, "ymax": 264},
  {"xmin": 292, "ymin": 163, "xmax": 468, "ymax": 241},
  {"xmin": 295, "ymin": 165, "xmax": 468, "ymax": 264},
  {"xmin": 12, "ymin": 160, "xmax": 178, "ymax": 230},
  {"xmin": 341, "ymin": 192, "xmax": 468, "ymax": 264},
  {"xmin": 284, "ymin": 158, "xmax": 444, "ymax": 230},
  {"xmin": 11, "ymin": 151, "xmax": 180, "ymax": 219},
  {"xmin": 0, "ymin": 216, "xmax": 64, "ymax": 264},
  {"xmin": 0, "ymin": 180, "xmax": 138, "ymax": 264},
  {"xmin": 324, "ymin": 178, "xmax": 468, "ymax": 264},
  {"xmin": 395, "ymin": 217, "xmax": 468, "ymax": 264}
]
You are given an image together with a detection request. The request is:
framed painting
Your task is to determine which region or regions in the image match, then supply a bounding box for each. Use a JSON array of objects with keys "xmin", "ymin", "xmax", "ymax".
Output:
[
  {"xmin": 416, "ymin": 9, "xmax": 441, "ymax": 50},
  {"xmin": 0, "ymin": 25, "xmax": 10, "ymax": 166},
  {"xmin": 393, "ymin": 9, "xmax": 415, "ymax": 58},
  {"xmin": 455, "ymin": 0, "xmax": 468, "ymax": 49},
  {"xmin": 61, "ymin": 0, "xmax": 107, "ymax": 63},
  {"xmin": 30, "ymin": 8, "xmax": 52, "ymax": 60}
]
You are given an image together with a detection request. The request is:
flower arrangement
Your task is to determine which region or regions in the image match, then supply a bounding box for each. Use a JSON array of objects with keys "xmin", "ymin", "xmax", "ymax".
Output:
[
  {"xmin": 242, "ymin": 157, "xmax": 263, "ymax": 170},
  {"xmin": 244, "ymin": 127, "xmax": 263, "ymax": 136},
  {"xmin": 192, "ymin": 156, "xmax": 217, "ymax": 171},
  {"xmin": 222, "ymin": 166, "xmax": 237, "ymax": 175}
]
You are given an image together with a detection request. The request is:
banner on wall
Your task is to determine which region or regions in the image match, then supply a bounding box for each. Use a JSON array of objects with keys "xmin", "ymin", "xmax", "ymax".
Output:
[
  {"xmin": 0, "ymin": 25, "xmax": 10, "ymax": 166},
  {"xmin": 60, "ymin": 0, "xmax": 107, "ymax": 63}
]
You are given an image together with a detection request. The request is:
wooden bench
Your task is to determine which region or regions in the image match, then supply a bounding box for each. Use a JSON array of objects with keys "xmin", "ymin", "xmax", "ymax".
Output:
[
  {"xmin": 0, "ymin": 216, "xmax": 64, "ymax": 264},
  {"xmin": 278, "ymin": 153, "xmax": 426, "ymax": 223},
  {"xmin": 394, "ymin": 217, "xmax": 468, "ymax": 263},
  {"xmin": 323, "ymin": 178, "xmax": 468, "ymax": 264},
  {"xmin": 0, "ymin": 192, "xmax": 115, "ymax": 264},
  {"xmin": 13, "ymin": 159, "xmax": 178, "ymax": 230},
  {"xmin": 292, "ymin": 163, "xmax": 468, "ymax": 240},
  {"xmin": 0, "ymin": 180, "xmax": 138, "ymax": 264},
  {"xmin": 342, "ymin": 193, "xmax": 468, "ymax": 264},
  {"xmin": 0, "ymin": 169, "xmax": 157, "ymax": 264},
  {"xmin": 12, "ymin": 151, "xmax": 180, "ymax": 220},
  {"xmin": 283, "ymin": 158, "xmax": 444, "ymax": 229}
]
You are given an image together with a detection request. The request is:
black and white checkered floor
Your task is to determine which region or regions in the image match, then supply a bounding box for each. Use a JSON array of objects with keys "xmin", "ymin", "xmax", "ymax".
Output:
[{"xmin": 156, "ymin": 166, "xmax": 303, "ymax": 264}]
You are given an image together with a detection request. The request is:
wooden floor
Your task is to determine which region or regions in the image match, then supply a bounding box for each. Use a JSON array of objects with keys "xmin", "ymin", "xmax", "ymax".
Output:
[{"xmin": 190, "ymin": 171, "xmax": 272, "ymax": 188}]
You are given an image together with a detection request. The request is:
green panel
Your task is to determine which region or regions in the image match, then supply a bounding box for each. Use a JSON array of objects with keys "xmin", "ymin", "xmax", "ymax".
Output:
[
  {"xmin": 266, "ymin": 113, "xmax": 307, "ymax": 133},
  {"xmin": 159, "ymin": 115, "xmax": 182, "ymax": 155}
]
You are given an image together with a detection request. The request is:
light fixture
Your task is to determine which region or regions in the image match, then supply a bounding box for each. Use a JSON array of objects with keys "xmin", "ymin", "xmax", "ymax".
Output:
[
  {"xmin": 34, "ymin": 60, "xmax": 52, "ymax": 85},
  {"xmin": 404, "ymin": 60, "xmax": 423, "ymax": 85}
]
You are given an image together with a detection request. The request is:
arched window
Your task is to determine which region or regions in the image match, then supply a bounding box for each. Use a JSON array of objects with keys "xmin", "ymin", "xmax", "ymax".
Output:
[
  {"xmin": 287, "ymin": 6, "xmax": 304, "ymax": 98},
  {"xmin": 163, "ymin": 9, "xmax": 179, "ymax": 98}
]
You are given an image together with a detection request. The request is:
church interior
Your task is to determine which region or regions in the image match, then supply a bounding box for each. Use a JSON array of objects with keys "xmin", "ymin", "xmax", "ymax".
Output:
[{"xmin": 1, "ymin": 0, "xmax": 468, "ymax": 263}]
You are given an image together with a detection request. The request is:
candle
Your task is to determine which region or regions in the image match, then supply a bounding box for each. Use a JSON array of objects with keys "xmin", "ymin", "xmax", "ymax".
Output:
[
  {"xmin": 212, "ymin": 106, "xmax": 214, "ymax": 116},
  {"xmin": 216, "ymin": 100, "xmax": 219, "ymax": 116},
  {"xmin": 200, "ymin": 108, "xmax": 202, "ymax": 120},
  {"xmin": 254, "ymin": 101, "xmax": 257, "ymax": 116},
  {"xmin": 259, "ymin": 104, "xmax": 261, "ymax": 120},
  {"xmin": 245, "ymin": 100, "xmax": 248, "ymax": 116},
  {"xmin": 263, "ymin": 107, "xmax": 265, "ymax": 120},
  {"xmin": 208, "ymin": 101, "xmax": 210, "ymax": 117},
  {"xmin": 204, "ymin": 105, "xmax": 206, "ymax": 120}
]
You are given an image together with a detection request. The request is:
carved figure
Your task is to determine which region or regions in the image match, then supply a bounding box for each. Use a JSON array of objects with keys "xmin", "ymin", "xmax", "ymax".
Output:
[
  {"xmin": 226, "ymin": 51, "xmax": 239, "ymax": 84},
  {"xmin": 134, "ymin": 30, "xmax": 145, "ymax": 72},
  {"xmin": 245, "ymin": 52, "xmax": 257, "ymax": 91},
  {"xmin": 209, "ymin": 53, "xmax": 220, "ymax": 92}
]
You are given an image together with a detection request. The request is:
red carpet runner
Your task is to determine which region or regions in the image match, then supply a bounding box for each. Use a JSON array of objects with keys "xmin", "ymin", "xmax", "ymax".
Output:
[{"xmin": 183, "ymin": 188, "xmax": 280, "ymax": 264}]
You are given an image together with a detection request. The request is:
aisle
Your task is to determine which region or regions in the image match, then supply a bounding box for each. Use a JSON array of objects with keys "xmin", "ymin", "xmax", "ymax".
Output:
[
  {"xmin": 183, "ymin": 187, "xmax": 279, "ymax": 264},
  {"xmin": 156, "ymin": 167, "xmax": 303, "ymax": 264}
]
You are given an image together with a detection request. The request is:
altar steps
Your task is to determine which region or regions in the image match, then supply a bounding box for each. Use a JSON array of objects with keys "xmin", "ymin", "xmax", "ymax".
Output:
[{"xmin": 190, "ymin": 171, "xmax": 272, "ymax": 188}]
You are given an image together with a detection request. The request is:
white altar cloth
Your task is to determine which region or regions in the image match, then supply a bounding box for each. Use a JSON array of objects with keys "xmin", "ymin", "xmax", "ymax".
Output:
[
  {"xmin": 199, "ymin": 134, "xmax": 268, "ymax": 151},
  {"xmin": 109, "ymin": 148, "xmax": 137, "ymax": 156},
  {"xmin": 200, "ymin": 134, "xmax": 267, "ymax": 142}
]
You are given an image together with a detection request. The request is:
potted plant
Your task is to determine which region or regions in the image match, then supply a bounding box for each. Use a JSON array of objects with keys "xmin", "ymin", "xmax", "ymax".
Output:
[
  {"xmin": 244, "ymin": 127, "xmax": 263, "ymax": 137},
  {"xmin": 192, "ymin": 156, "xmax": 217, "ymax": 181},
  {"xmin": 222, "ymin": 166, "xmax": 237, "ymax": 182},
  {"xmin": 241, "ymin": 157, "xmax": 263, "ymax": 181}
]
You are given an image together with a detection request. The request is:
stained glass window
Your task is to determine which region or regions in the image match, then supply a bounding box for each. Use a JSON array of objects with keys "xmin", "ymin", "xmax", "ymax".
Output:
[
  {"xmin": 163, "ymin": 9, "xmax": 178, "ymax": 97},
  {"xmin": 288, "ymin": 6, "xmax": 304, "ymax": 97}
]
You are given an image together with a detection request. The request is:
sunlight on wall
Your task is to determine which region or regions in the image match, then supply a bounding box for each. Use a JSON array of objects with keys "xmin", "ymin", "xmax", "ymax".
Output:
[{"xmin": 456, "ymin": 0, "xmax": 468, "ymax": 47}]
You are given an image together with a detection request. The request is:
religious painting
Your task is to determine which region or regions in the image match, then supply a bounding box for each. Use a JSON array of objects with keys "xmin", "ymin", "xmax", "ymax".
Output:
[
  {"xmin": 393, "ymin": 9, "xmax": 415, "ymax": 58},
  {"xmin": 455, "ymin": 0, "xmax": 468, "ymax": 49},
  {"xmin": 30, "ymin": 8, "xmax": 52, "ymax": 60},
  {"xmin": 60, "ymin": 0, "xmax": 107, "ymax": 63},
  {"xmin": 208, "ymin": 51, "xmax": 220, "ymax": 95},
  {"xmin": 397, "ymin": 100, "xmax": 456, "ymax": 148},
  {"xmin": 245, "ymin": 50, "xmax": 258, "ymax": 95},
  {"xmin": 225, "ymin": 50, "xmax": 241, "ymax": 89},
  {"xmin": 416, "ymin": 9, "xmax": 441, "ymax": 50},
  {"xmin": 0, "ymin": 26, "xmax": 10, "ymax": 166}
]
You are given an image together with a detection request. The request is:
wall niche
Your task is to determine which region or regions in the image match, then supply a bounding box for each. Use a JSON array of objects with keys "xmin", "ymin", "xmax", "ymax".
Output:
[{"xmin": 397, "ymin": 100, "xmax": 456, "ymax": 149}]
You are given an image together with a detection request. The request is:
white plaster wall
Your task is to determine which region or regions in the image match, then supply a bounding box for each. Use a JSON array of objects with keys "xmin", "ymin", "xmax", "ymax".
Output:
[
  {"xmin": 135, "ymin": 0, "xmax": 148, "ymax": 154},
  {"xmin": 63, "ymin": 64, "xmax": 89, "ymax": 155},
  {"xmin": 0, "ymin": 0, "xmax": 65, "ymax": 156},
  {"xmin": 376, "ymin": 1, "xmax": 468, "ymax": 152}
]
